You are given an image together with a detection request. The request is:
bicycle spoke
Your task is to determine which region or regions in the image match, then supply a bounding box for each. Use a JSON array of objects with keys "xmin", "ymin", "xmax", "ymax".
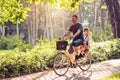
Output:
[
  {"xmin": 53, "ymin": 52, "xmax": 70, "ymax": 76},
  {"xmin": 78, "ymin": 54, "xmax": 92, "ymax": 71}
]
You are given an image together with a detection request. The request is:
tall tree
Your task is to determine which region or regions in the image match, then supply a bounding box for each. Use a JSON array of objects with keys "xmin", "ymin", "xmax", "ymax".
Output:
[
  {"xmin": 25, "ymin": 0, "xmax": 57, "ymax": 45},
  {"xmin": 100, "ymin": 0, "xmax": 105, "ymax": 29},
  {"xmin": 105, "ymin": 0, "xmax": 120, "ymax": 38},
  {"xmin": 0, "ymin": 0, "xmax": 29, "ymax": 36}
]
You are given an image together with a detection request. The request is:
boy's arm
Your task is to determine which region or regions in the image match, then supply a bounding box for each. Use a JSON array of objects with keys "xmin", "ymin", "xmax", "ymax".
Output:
[{"xmin": 89, "ymin": 31, "xmax": 92, "ymax": 44}]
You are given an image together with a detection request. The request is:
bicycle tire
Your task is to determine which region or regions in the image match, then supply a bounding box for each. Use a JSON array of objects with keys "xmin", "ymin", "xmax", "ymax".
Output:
[
  {"xmin": 53, "ymin": 52, "xmax": 70, "ymax": 76},
  {"xmin": 77, "ymin": 54, "xmax": 92, "ymax": 71}
]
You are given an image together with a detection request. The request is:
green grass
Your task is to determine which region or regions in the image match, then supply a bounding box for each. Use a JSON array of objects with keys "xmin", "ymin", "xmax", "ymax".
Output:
[
  {"xmin": 98, "ymin": 73, "xmax": 120, "ymax": 80},
  {"xmin": 0, "ymin": 50, "xmax": 11, "ymax": 55}
]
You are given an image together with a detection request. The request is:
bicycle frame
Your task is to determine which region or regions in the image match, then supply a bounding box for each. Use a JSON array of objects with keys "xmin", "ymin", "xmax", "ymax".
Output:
[{"xmin": 62, "ymin": 45, "xmax": 90, "ymax": 55}]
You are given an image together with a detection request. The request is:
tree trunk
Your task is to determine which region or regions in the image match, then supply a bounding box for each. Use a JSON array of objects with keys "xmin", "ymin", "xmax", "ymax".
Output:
[
  {"xmin": 16, "ymin": 22, "xmax": 19, "ymax": 35},
  {"xmin": 105, "ymin": 0, "xmax": 120, "ymax": 38},
  {"xmin": 49, "ymin": 4, "xmax": 54, "ymax": 40},
  {"xmin": 26, "ymin": 14, "xmax": 31, "ymax": 44},
  {"xmin": 78, "ymin": 4, "xmax": 83, "ymax": 23},
  {"xmin": 0, "ymin": 25, "xmax": 2, "ymax": 36},
  {"xmin": 100, "ymin": 0, "xmax": 104, "ymax": 30},
  {"xmin": 35, "ymin": 5, "xmax": 39, "ymax": 42},
  {"xmin": 33, "ymin": 3, "xmax": 39, "ymax": 44},
  {"xmin": 32, "ymin": 3, "xmax": 36, "ymax": 45},
  {"xmin": 45, "ymin": 4, "xmax": 50, "ymax": 40},
  {"xmin": 29, "ymin": 3, "xmax": 38, "ymax": 46},
  {"xmin": 25, "ymin": 3, "xmax": 39, "ymax": 46},
  {"xmin": 43, "ymin": 14, "xmax": 47, "ymax": 39},
  {"xmin": 94, "ymin": 1, "xmax": 98, "ymax": 27},
  {"xmin": 2, "ymin": 26, "xmax": 5, "ymax": 36}
]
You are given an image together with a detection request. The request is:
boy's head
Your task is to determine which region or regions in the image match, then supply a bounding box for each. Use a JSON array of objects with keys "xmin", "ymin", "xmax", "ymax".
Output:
[{"xmin": 84, "ymin": 28, "xmax": 89, "ymax": 35}]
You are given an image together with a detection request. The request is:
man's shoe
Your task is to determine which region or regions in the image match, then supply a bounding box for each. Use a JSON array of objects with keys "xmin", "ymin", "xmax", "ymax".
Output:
[
  {"xmin": 75, "ymin": 55, "xmax": 79, "ymax": 60},
  {"xmin": 75, "ymin": 54, "xmax": 84, "ymax": 60},
  {"xmin": 70, "ymin": 62, "xmax": 77, "ymax": 68}
]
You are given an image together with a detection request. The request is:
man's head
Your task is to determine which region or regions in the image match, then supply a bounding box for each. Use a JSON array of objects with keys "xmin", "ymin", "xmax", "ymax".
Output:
[
  {"xmin": 84, "ymin": 28, "xmax": 89, "ymax": 35},
  {"xmin": 72, "ymin": 15, "xmax": 78, "ymax": 24}
]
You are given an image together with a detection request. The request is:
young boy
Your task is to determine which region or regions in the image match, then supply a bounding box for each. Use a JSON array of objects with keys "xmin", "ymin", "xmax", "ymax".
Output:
[
  {"xmin": 83, "ymin": 28, "xmax": 92, "ymax": 46},
  {"xmin": 79, "ymin": 28, "xmax": 92, "ymax": 54}
]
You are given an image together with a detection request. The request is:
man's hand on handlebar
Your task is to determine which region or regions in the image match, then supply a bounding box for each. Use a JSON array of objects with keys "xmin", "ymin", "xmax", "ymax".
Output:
[
  {"xmin": 70, "ymin": 36, "xmax": 75, "ymax": 40},
  {"xmin": 59, "ymin": 37, "xmax": 65, "ymax": 40}
]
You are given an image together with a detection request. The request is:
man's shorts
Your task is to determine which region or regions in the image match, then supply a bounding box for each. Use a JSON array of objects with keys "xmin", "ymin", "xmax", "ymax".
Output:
[{"xmin": 68, "ymin": 39, "xmax": 83, "ymax": 54}]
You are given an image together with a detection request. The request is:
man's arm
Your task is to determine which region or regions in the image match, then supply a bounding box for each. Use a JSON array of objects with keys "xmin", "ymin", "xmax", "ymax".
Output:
[
  {"xmin": 61, "ymin": 31, "xmax": 71, "ymax": 39},
  {"xmin": 72, "ymin": 29, "xmax": 81, "ymax": 38}
]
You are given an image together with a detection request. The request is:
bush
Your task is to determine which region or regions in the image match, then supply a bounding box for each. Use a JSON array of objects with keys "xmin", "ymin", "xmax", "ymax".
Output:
[
  {"xmin": 91, "ymin": 39, "xmax": 120, "ymax": 62},
  {"xmin": 15, "ymin": 43, "xmax": 32, "ymax": 52},
  {"xmin": 0, "ymin": 35, "xmax": 32, "ymax": 52},
  {"xmin": 91, "ymin": 52, "xmax": 108, "ymax": 63},
  {"xmin": 0, "ymin": 52, "xmax": 46, "ymax": 78},
  {"xmin": 0, "ymin": 39, "xmax": 120, "ymax": 78},
  {"xmin": 0, "ymin": 36, "xmax": 22, "ymax": 50},
  {"xmin": 89, "ymin": 24, "xmax": 113, "ymax": 42},
  {"xmin": 0, "ymin": 39, "xmax": 57, "ymax": 78}
]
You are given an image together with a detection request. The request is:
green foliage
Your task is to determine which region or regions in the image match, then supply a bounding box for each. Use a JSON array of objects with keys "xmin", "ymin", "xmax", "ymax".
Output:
[
  {"xmin": 15, "ymin": 42, "xmax": 32, "ymax": 52},
  {"xmin": 32, "ymin": 38, "xmax": 58, "ymax": 67},
  {"xmin": 0, "ymin": 36, "xmax": 22, "ymax": 49},
  {"xmin": 98, "ymin": 73, "xmax": 120, "ymax": 80},
  {"xmin": 91, "ymin": 39, "xmax": 120, "ymax": 62},
  {"xmin": 0, "ymin": 0, "xmax": 29, "ymax": 25},
  {"xmin": 91, "ymin": 53, "xmax": 108, "ymax": 63},
  {"xmin": 60, "ymin": 0, "xmax": 94, "ymax": 11},
  {"xmin": 89, "ymin": 24, "xmax": 113, "ymax": 42},
  {"xmin": 0, "ymin": 52, "xmax": 45, "ymax": 78},
  {"xmin": 0, "ymin": 50, "xmax": 12, "ymax": 56},
  {"xmin": 0, "ymin": 39, "xmax": 120, "ymax": 78},
  {"xmin": 0, "ymin": 36, "xmax": 32, "ymax": 51},
  {"xmin": 25, "ymin": 0, "xmax": 57, "ymax": 5},
  {"xmin": 0, "ymin": 39, "xmax": 57, "ymax": 78},
  {"xmin": 101, "ymin": 4, "xmax": 107, "ymax": 9}
]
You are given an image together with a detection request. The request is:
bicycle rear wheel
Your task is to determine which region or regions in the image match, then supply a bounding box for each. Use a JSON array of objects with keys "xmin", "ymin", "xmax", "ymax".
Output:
[
  {"xmin": 77, "ymin": 54, "xmax": 92, "ymax": 71},
  {"xmin": 53, "ymin": 52, "xmax": 70, "ymax": 76}
]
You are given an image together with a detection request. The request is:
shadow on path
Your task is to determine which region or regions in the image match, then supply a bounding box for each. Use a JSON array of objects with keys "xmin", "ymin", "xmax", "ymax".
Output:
[{"xmin": 53, "ymin": 70, "xmax": 92, "ymax": 80}]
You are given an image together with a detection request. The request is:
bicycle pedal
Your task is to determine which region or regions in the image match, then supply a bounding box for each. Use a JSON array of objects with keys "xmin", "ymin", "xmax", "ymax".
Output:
[
  {"xmin": 70, "ymin": 62, "xmax": 76, "ymax": 67},
  {"xmin": 70, "ymin": 64, "xmax": 77, "ymax": 68}
]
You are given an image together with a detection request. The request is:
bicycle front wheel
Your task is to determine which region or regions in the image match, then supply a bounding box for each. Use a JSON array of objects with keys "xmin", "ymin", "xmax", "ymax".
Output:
[
  {"xmin": 53, "ymin": 52, "xmax": 70, "ymax": 76},
  {"xmin": 77, "ymin": 54, "xmax": 92, "ymax": 71}
]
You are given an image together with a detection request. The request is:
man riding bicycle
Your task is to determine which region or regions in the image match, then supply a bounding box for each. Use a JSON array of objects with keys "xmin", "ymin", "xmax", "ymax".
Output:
[{"xmin": 61, "ymin": 15, "xmax": 84, "ymax": 63}]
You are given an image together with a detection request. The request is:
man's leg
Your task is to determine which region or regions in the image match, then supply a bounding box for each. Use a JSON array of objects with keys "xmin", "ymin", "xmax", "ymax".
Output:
[
  {"xmin": 72, "ymin": 39, "xmax": 83, "ymax": 55},
  {"xmin": 72, "ymin": 39, "xmax": 83, "ymax": 59},
  {"xmin": 69, "ymin": 54, "xmax": 74, "ymax": 62},
  {"xmin": 68, "ymin": 44, "xmax": 75, "ymax": 63},
  {"xmin": 72, "ymin": 46, "xmax": 79, "ymax": 55}
]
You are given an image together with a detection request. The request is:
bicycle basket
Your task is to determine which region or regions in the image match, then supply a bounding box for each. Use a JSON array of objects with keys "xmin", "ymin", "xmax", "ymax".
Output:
[{"xmin": 56, "ymin": 40, "xmax": 68, "ymax": 50}]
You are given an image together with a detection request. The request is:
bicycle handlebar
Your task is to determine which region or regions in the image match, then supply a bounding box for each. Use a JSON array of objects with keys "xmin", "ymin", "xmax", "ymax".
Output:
[{"xmin": 59, "ymin": 37, "xmax": 74, "ymax": 41}]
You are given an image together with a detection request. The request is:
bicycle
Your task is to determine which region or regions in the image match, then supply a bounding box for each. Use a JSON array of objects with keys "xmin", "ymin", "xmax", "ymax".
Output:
[{"xmin": 53, "ymin": 39, "xmax": 92, "ymax": 76}]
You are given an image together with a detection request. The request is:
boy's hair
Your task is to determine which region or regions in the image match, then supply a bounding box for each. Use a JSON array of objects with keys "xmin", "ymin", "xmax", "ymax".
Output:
[{"xmin": 84, "ymin": 28, "xmax": 89, "ymax": 32}]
